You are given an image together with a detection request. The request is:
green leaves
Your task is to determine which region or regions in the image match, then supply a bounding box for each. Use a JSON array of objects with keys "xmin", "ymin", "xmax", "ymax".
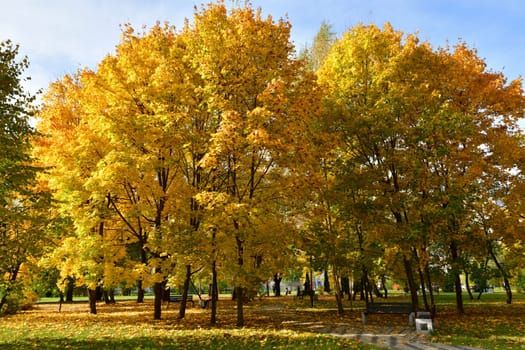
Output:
[
  {"xmin": 0, "ymin": 40, "xmax": 48, "ymax": 315},
  {"xmin": 0, "ymin": 40, "xmax": 35, "ymax": 202}
]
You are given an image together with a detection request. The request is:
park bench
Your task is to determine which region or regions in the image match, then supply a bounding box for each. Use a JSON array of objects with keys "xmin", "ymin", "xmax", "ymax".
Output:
[
  {"xmin": 362, "ymin": 302, "xmax": 416, "ymax": 326},
  {"xmin": 293, "ymin": 290, "xmax": 318, "ymax": 301},
  {"xmin": 169, "ymin": 294, "xmax": 194, "ymax": 307}
]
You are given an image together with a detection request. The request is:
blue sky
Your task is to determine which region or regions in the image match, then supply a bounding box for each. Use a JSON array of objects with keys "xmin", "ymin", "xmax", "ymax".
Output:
[{"xmin": 1, "ymin": 0, "xmax": 524, "ymax": 96}]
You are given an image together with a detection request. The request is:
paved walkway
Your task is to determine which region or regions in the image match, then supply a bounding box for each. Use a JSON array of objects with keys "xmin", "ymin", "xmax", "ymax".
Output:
[{"xmin": 287, "ymin": 321, "xmax": 485, "ymax": 350}]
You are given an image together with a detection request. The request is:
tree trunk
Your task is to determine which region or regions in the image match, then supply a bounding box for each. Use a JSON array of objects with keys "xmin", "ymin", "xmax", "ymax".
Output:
[
  {"xmin": 58, "ymin": 293, "xmax": 63, "ymax": 312},
  {"xmin": 210, "ymin": 259, "xmax": 218, "ymax": 326},
  {"xmin": 309, "ymin": 270, "xmax": 314, "ymax": 307},
  {"xmin": 424, "ymin": 264, "xmax": 436, "ymax": 316},
  {"xmin": 477, "ymin": 289, "xmax": 484, "ymax": 300},
  {"xmin": 353, "ymin": 279, "xmax": 364, "ymax": 301},
  {"xmin": 450, "ymin": 240, "xmax": 465, "ymax": 314},
  {"xmin": 489, "ymin": 248, "xmax": 512, "ymax": 304},
  {"xmin": 373, "ymin": 282, "xmax": 383, "ymax": 298},
  {"xmin": 465, "ymin": 271, "xmax": 474, "ymax": 300},
  {"xmin": 153, "ymin": 281, "xmax": 163, "ymax": 320},
  {"xmin": 477, "ymin": 257, "xmax": 489, "ymax": 301},
  {"xmin": 137, "ymin": 279, "xmax": 145, "ymax": 303},
  {"xmin": 273, "ymin": 273, "xmax": 282, "ymax": 296},
  {"xmin": 417, "ymin": 265, "xmax": 429, "ymax": 311},
  {"xmin": 0, "ymin": 296, "xmax": 7, "ymax": 313},
  {"xmin": 334, "ymin": 290, "xmax": 344, "ymax": 315},
  {"xmin": 304, "ymin": 272, "xmax": 310, "ymax": 293},
  {"xmin": 0, "ymin": 267, "xmax": 19, "ymax": 311},
  {"xmin": 324, "ymin": 268, "xmax": 331, "ymax": 293},
  {"xmin": 367, "ymin": 283, "xmax": 374, "ymax": 303},
  {"xmin": 235, "ymin": 285, "xmax": 244, "ymax": 327},
  {"xmin": 235, "ymin": 234, "xmax": 244, "ymax": 327},
  {"xmin": 403, "ymin": 254, "xmax": 419, "ymax": 311},
  {"xmin": 414, "ymin": 249, "xmax": 429, "ymax": 311},
  {"xmin": 136, "ymin": 243, "xmax": 148, "ymax": 303},
  {"xmin": 210, "ymin": 226, "xmax": 219, "ymax": 326},
  {"xmin": 453, "ymin": 271, "xmax": 464, "ymax": 314},
  {"xmin": 103, "ymin": 289, "xmax": 115, "ymax": 304},
  {"xmin": 95, "ymin": 286, "xmax": 103, "ymax": 301},
  {"xmin": 356, "ymin": 223, "xmax": 371, "ymax": 304},
  {"xmin": 65, "ymin": 277, "xmax": 74, "ymax": 302},
  {"xmin": 502, "ymin": 276, "xmax": 512, "ymax": 304},
  {"xmin": 341, "ymin": 276, "xmax": 350, "ymax": 300},
  {"xmin": 380, "ymin": 275, "xmax": 388, "ymax": 298},
  {"xmin": 179, "ymin": 264, "xmax": 191, "ymax": 319},
  {"xmin": 88, "ymin": 288, "xmax": 97, "ymax": 315},
  {"xmin": 359, "ymin": 270, "xmax": 368, "ymax": 303},
  {"xmin": 332, "ymin": 265, "xmax": 344, "ymax": 315}
]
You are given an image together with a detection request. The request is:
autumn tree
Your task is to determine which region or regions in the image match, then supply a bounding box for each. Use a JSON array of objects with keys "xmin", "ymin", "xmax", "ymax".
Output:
[
  {"xmin": 318, "ymin": 23, "xmax": 524, "ymax": 314},
  {"xmin": 463, "ymin": 92, "xmax": 525, "ymax": 304},
  {"xmin": 304, "ymin": 21, "xmax": 336, "ymax": 72},
  {"xmin": 0, "ymin": 40, "xmax": 50, "ymax": 314},
  {"xmin": 406, "ymin": 43, "xmax": 524, "ymax": 311},
  {"xmin": 299, "ymin": 20, "xmax": 353, "ymax": 313},
  {"xmin": 36, "ymin": 22, "xmax": 207, "ymax": 320},
  {"xmin": 184, "ymin": 3, "xmax": 324, "ymax": 327},
  {"xmin": 318, "ymin": 24, "xmax": 422, "ymax": 309},
  {"xmin": 83, "ymin": 24, "xmax": 200, "ymax": 320},
  {"xmin": 35, "ymin": 72, "xmax": 126, "ymax": 315}
]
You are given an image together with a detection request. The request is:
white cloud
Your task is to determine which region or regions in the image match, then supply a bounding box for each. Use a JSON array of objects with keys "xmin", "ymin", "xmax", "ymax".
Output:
[{"xmin": 1, "ymin": 0, "xmax": 523, "ymax": 98}]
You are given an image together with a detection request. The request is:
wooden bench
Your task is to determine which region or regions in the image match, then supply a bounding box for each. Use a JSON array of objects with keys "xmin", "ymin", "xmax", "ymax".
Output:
[
  {"xmin": 362, "ymin": 302, "xmax": 415, "ymax": 326},
  {"xmin": 169, "ymin": 294, "xmax": 194, "ymax": 307},
  {"xmin": 293, "ymin": 290, "xmax": 318, "ymax": 301}
]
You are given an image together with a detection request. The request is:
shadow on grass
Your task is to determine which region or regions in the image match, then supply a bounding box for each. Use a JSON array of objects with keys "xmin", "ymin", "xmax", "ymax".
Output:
[
  {"xmin": 0, "ymin": 332, "xmax": 373, "ymax": 350},
  {"xmin": 0, "ymin": 337, "xmax": 179, "ymax": 350}
]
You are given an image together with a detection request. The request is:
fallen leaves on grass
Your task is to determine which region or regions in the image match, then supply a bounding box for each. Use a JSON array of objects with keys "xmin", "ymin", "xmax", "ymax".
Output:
[
  {"xmin": 0, "ymin": 297, "xmax": 376, "ymax": 349},
  {"xmin": 429, "ymin": 298, "xmax": 525, "ymax": 349},
  {"xmin": 1, "ymin": 294, "xmax": 524, "ymax": 349}
]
